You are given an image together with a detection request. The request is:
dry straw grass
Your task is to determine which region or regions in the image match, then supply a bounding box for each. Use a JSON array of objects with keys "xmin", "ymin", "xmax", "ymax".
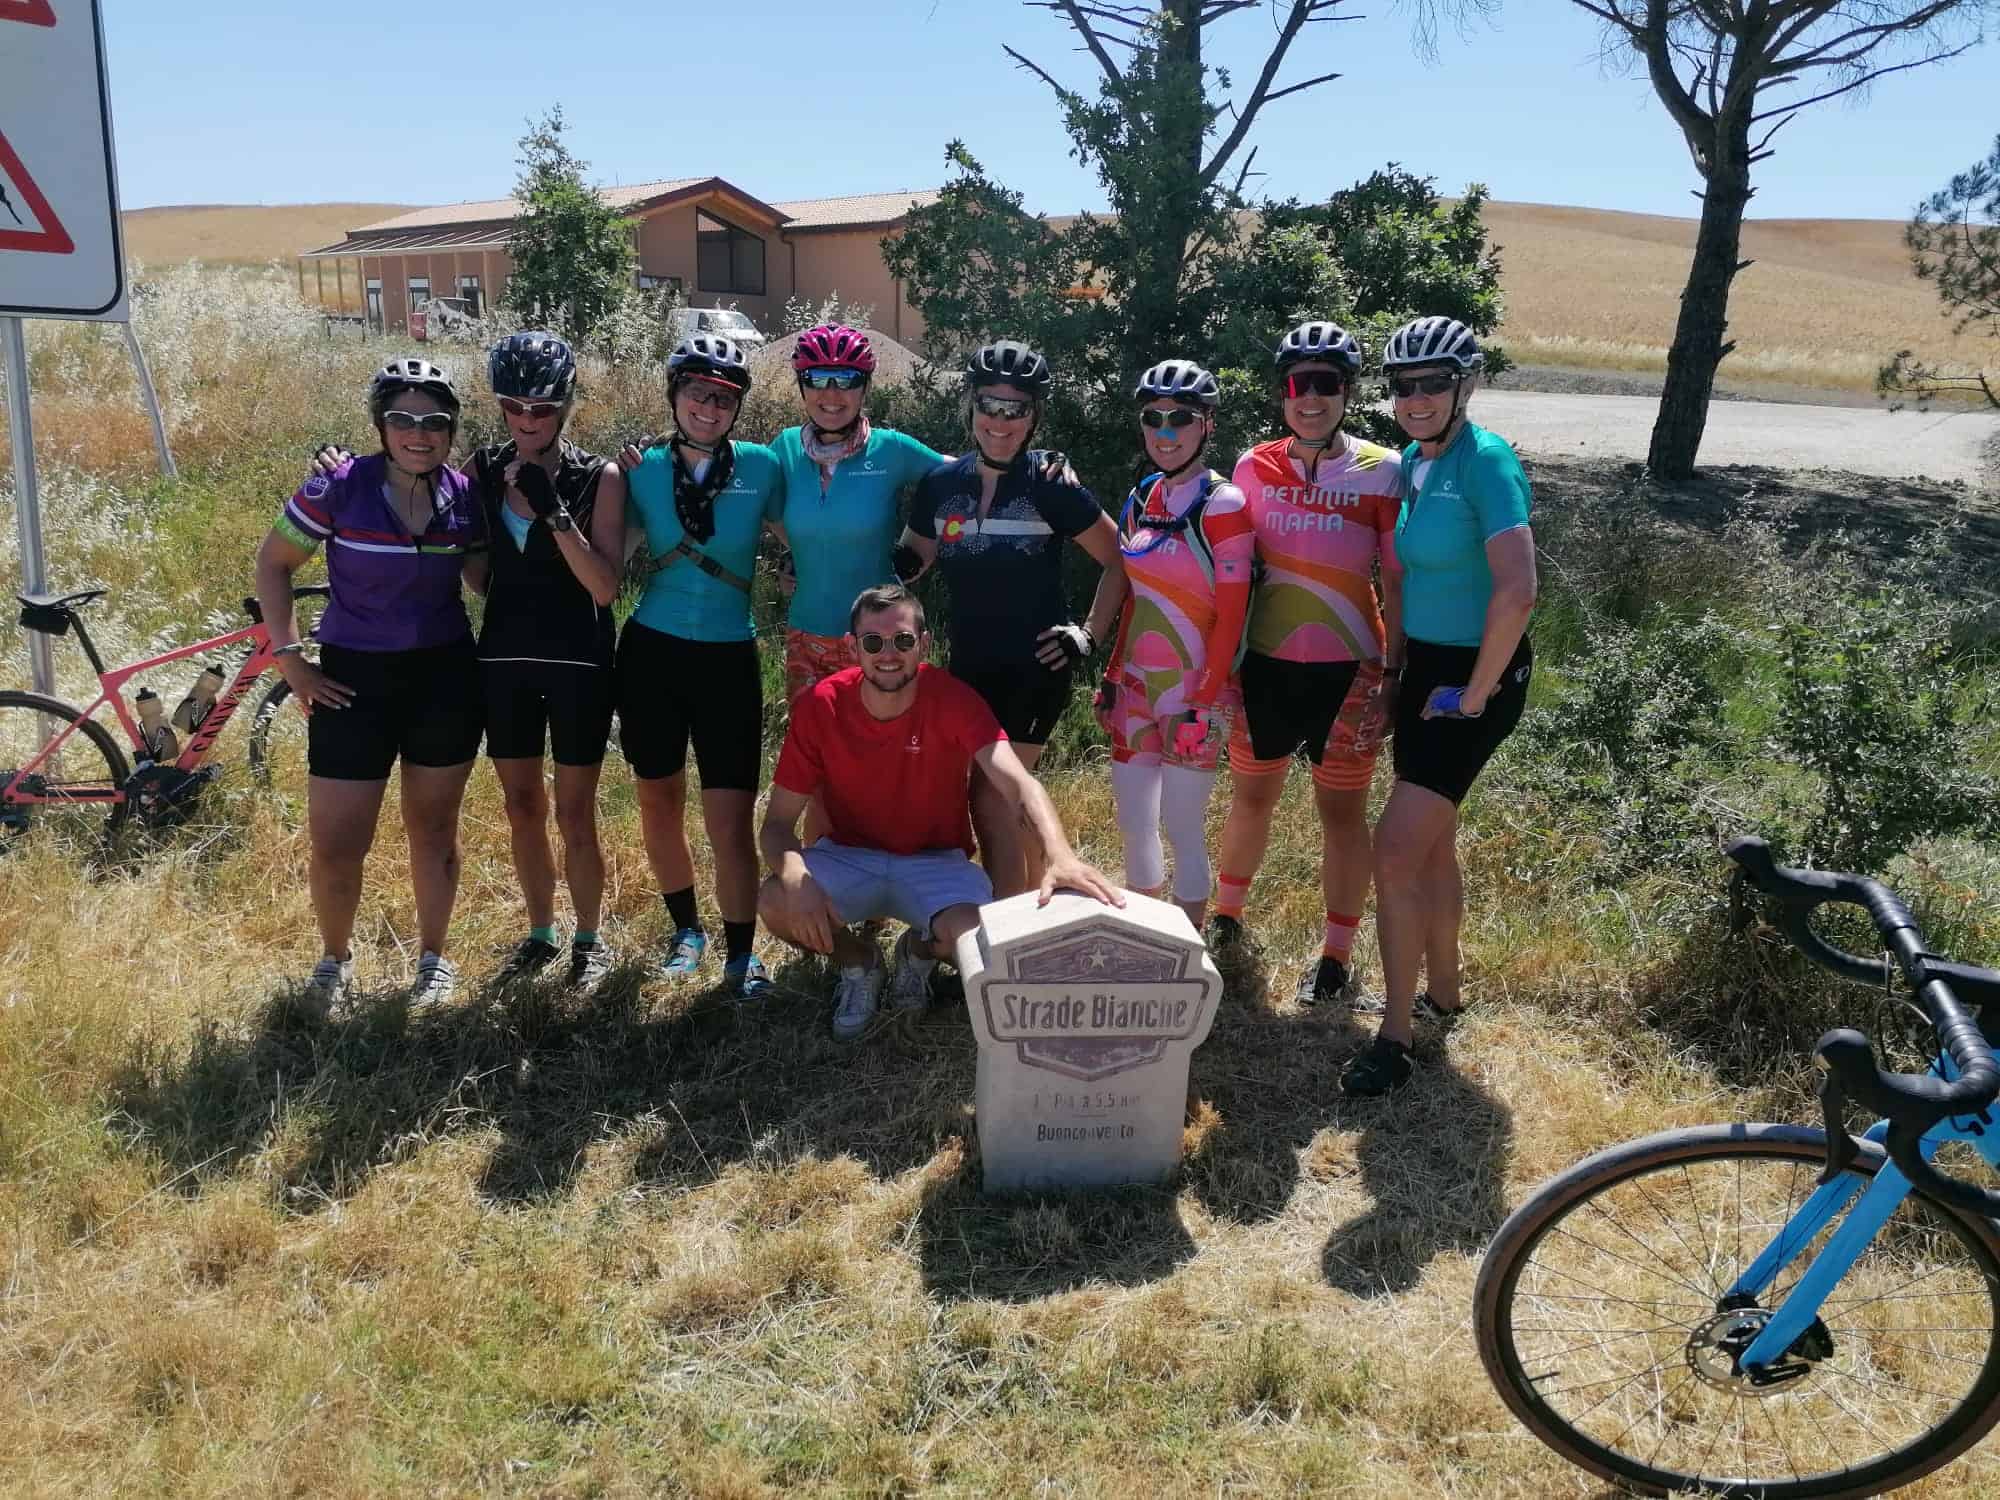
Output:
[
  {"xmin": 1483, "ymin": 200, "xmax": 1995, "ymax": 392},
  {"xmin": 1, "ymin": 265, "xmax": 1998, "ymax": 1495},
  {"xmin": 122, "ymin": 204, "xmax": 414, "ymax": 269}
]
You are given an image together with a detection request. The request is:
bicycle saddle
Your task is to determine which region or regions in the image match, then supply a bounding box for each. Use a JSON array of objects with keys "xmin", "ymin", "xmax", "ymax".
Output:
[{"xmin": 16, "ymin": 587, "xmax": 108, "ymax": 611}]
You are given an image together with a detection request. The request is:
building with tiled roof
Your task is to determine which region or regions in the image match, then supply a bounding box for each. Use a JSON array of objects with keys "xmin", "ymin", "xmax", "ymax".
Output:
[{"xmin": 298, "ymin": 177, "xmax": 942, "ymax": 342}]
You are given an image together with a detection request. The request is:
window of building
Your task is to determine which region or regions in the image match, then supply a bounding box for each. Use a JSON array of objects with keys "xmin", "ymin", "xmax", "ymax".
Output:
[
  {"xmin": 637, "ymin": 273, "xmax": 684, "ymax": 295},
  {"xmin": 456, "ymin": 274, "xmax": 482, "ymax": 317},
  {"xmin": 696, "ymin": 211, "xmax": 764, "ymax": 296},
  {"xmin": 406, "ymin": 275, "xmax": 430, "ymax": 311},
  {"xmin": 365, "ymin": 278, "xmax": 384, "ymax": 330}
]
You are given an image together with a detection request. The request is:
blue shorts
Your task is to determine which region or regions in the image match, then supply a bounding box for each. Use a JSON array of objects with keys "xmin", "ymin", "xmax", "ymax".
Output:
[{"xmin": 801, "ymin": 840, "xmax": 993, "ymax": 938}]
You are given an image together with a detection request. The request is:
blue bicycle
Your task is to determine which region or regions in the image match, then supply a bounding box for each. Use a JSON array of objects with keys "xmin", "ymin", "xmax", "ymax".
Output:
[{"xmin": 1476, "ymin": 838, "xmax": 2000, "ymax": 1498}]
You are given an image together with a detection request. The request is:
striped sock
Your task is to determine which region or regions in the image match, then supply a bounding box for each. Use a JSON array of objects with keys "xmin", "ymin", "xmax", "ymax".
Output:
[
  {"xmin": 1215, "ymin": 872, "xmax": 1252, "ymax": 921},
  {"xmin": 1323, "ymin": 910, "xmax": 1360, "ymax": 962}
]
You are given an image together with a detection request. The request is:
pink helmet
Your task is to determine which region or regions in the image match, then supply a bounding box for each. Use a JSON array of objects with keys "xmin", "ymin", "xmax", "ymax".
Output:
[{"xmin": 792, "ymin": 324, "xmax": 877, "ymax": 375}]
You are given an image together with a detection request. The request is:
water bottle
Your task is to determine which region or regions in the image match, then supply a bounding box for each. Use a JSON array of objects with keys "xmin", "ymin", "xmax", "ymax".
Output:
[
  {"xmin": 135, "ymin": 688, "xmax": 179, "ymax": 763},
  {"xmin": 171, "ymin": 664, "xmax": 226, "ymax": 736}
]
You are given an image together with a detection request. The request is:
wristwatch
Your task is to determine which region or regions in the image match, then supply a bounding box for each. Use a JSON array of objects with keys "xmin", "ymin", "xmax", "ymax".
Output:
[
  {"xmin": 548, "ymin": 507, "xmax": 575, "ymax": 533},
  {"xmin": 271, "ymin": 642, "xmax": 306, "ymax": 660}
]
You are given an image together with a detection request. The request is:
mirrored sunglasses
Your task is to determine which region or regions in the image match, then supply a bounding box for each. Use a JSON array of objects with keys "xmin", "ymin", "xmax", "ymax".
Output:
[
  {"xmin": 973, "ymin": 393, "xmax": 1034, "ymax": 421},
  {"xmin": 382, "ymin": 410, "xmax": 454, "ymax": 433},
  {"xmin": 1139, "ymin": 406, "xmax": 1203, "ymax": 431},
  {"xmin": 1388, "ymin": 372, "xmax": 1460, "ymax": 398},
  {"xmin": 497, "ymin": 396, "xmax": 564, "ymax": 419},
  {"xmin": 858, "ymin": 630, "xmax": 920, "ymax": 655},
  {"xmin": 799, "ymin": 367, "xmax": 869, "ymax": 391},
  {"xmin": 1283, "ymin": 370, "xmax": 1348, "ymax": 400}
]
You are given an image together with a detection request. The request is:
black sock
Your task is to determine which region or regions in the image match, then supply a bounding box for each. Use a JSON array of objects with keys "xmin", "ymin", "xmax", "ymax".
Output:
[
  {"xmin": 662, "ymin": 886, "xmax": 700, "ymax": 933},
  {"xmin": 723, "ymin": 920, "xmax": 755, "ymax": 963}
]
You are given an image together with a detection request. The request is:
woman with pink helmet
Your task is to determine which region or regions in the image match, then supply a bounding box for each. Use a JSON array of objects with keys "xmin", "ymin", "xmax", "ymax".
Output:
[{"xmin": 768, "ymin": 325, "xmax": 949, "ymax": 708}]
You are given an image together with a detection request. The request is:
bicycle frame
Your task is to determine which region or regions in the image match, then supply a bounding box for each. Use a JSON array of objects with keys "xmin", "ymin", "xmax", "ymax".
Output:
[
  {"xmin": 5, "ymin": 619, "xmax": 281, "ymax": 806},
  {"xmin": 1730, "ymin": 1053, "xmax": 2000, "ymax": 1371}
]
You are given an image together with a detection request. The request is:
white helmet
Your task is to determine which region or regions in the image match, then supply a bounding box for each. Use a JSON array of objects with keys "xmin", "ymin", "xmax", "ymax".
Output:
[{"xmin": 1382, "ymin": 316, "xmax": 1483, "ymax": 374}]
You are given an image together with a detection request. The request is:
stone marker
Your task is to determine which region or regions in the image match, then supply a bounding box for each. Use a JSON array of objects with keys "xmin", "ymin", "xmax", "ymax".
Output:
[{"xmin": 956, "ymin": 889, "xmax": 1221, "ymax": 1193}]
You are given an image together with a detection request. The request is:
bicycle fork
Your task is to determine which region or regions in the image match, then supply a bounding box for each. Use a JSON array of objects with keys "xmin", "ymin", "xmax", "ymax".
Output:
[{"xmin": 1731, "ymin": 1063, "xmax": 2000, "ymax": 1375}]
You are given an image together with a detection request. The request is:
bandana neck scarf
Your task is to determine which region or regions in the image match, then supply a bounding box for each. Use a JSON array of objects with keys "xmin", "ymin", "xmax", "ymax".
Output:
[
  {"xmin": 670, "ymin": 436, "xmax": 735, "ymax": 544},
  {"xmin": 801, "ymin": 416, "xmax": 871, "ymax": 496}
]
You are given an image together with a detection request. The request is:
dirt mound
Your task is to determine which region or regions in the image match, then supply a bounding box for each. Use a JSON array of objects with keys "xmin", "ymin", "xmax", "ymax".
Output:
[{"xmin": 751, "ymin": 328, "xmax": 936, "ymax": 387}]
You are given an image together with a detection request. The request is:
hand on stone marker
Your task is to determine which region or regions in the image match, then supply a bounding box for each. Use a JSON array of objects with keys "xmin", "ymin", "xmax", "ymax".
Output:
[{"xmin": 1039, "ymin": 854, "xmax": 1125, "ymax": 909}]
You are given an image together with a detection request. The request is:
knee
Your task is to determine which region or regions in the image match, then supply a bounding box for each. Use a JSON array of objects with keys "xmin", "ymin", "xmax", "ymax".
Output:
[
  {"xmin": 501, "ymin": 779, "xmax": 549, "ymax": 826},
  {"xmin": 1235, "ymin": 775, "xmax": 1284, "ymax": 818},
  {"xmin": 929, "ymin": 905, "xmax": 977, "ymax": 955},
  {"xmin": 553, "ymin": 795, "xmax": 597, "ymax": 848},
  {"xmin": 635, "ymin": 774, "xmax": 685, "ymax": 818},
  {"xmin": 312, "ymin": 829, "xmax": 372, "ymax": 871},
  {"xmin": 1374, "ymin": 832, "xmax": 1427, "ymax": 888}
]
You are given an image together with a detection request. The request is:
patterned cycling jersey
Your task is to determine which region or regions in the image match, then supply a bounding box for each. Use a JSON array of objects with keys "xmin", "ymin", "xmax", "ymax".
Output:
[
  {"xmin": 1109, "ymin": 470, "xmax": 1255, "ymax": 721},
  {"xmin": 276, "ymin": 453, "xmax": 483, "ymax": 653},
  {"xmin": 1233, "ymin": 436, "xmax": 1401, "ymax": 664}
]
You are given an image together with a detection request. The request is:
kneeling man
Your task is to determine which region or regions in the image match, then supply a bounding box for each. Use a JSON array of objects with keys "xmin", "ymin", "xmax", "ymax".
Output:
[{"xmin": 760, "ymin": 583, "xmax": 1122, "ymax": 1038}]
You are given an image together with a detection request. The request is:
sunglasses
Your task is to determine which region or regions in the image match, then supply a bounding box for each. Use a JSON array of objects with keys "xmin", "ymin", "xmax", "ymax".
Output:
[
  {"xmin": 497, "ymin": 396, "xmax": 564, "ymax": 419},
  {"xmin": 1388, "ymin": 372, "xmax": 1461, "ymax": 399},
  {"xmin": 682, "ymin": 385, "xmax": 741, "ymax": 411},
  {"xmin": 973, "ymin": 393, "xmax": 1034, "ymax": 421},
  {"xmin": 799, "ymin": 368, "xmax": 869, "ymax": 391},
  {"xmin": 1140, "ymin": 407, "xmax": 1204, "ymax": 431},
  {"xmin": 1283, "ymin": 370, "xmax": 1349, "ymax": 400},
  {"xmin": 382, "ymin": 410, "xmax": 454, "ymax": 434},
  {"xmin": 857, "ymin": 630, "xmax": 920, "ymax": 655}
]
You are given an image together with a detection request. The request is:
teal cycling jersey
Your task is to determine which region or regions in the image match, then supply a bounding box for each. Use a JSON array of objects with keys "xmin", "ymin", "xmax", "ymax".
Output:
[
  {"xmin": 626, "ymin": 440, "xmax": 785, "ymax": 642},
  {"xmin": 1394, "ymin": 422, "xmax": 1532, "ymax": 648},
  {"xmin": 770, "ymin": 425, "xmax": 946, "ymax": 637}
]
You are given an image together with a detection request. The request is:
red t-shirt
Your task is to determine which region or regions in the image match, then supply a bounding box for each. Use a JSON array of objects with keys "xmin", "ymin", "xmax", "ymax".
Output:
[{"xmin": 774, "ymin": 665, "xmax": 1006, "ymax": 855}]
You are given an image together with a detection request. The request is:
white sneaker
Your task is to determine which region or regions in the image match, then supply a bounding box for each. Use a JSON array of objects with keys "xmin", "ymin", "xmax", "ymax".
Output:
[
  {"xmin": 410, "ymin": 951, "xmax": 459, "ymax": 1009},
  {"xmin": 831, "ymin": 959, "xmax": 886, "ymax": 1040},
  {"xmin": 301, "ymin": 954, "xmax": 354, "ymax": 1017},
  {"xmin": 886, "ymin": 929, "xmax": 937, "ymax": 1014}
]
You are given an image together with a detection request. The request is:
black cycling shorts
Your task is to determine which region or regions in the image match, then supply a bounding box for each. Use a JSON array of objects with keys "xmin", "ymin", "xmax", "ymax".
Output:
[
  {"xmin": 1238, "ymin": 651, "xmax": 1361, "ymax": 765},
  {"xmin": 1391, "ymin": 637, "xmax": 1533, "ymax": 805},
  {"xmin": 308, "ymin": 641, "xmax": 484, "ymax": 781},
  {"xmin": 615, "ymin": 622, "xmax": 763, "ymax": 789},
  {"xmin": 950, "ymin": 659, "xmax": 1073, "ymax": 747},
  {"xmin": 481, "ymin": 659, "xmax": 614, "ymax": 766}
]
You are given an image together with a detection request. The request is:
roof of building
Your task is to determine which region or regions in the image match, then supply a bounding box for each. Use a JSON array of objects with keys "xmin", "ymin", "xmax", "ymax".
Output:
[
  {"xmin": 304, "ymin": 180, "xmax": 944, "ymax": 256},
  {"xmin": 768, "ymin": 189, "xmax": 943, "ymax": 231}
]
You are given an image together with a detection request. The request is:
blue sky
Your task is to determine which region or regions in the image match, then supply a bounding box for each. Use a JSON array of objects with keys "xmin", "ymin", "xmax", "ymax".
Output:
[{"xmin": 103, "ymin": 0, "xmax": 1993, "ymax": 222}]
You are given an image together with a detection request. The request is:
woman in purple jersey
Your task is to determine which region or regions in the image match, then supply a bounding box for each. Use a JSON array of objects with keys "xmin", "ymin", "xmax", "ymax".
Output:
[{"xmin": 255, "ymin": 359, "xmax": 488, "ymax": 1015}]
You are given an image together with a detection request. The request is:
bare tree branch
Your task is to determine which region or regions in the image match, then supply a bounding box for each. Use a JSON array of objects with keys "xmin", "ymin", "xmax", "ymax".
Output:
[
  {"xmin": 1030, "ymin": 0, "xmax": 1128, "ymax": 83},
  {"xmin": 1002, "ymin": 43, "xmax": 1077, "ymax": 99},
  {"xmin": 1198, "ymin": 0, "xmax": 1345, "ymax": 190},
  {"xmin": 1751, "ymin": 38, "xmax": 1980, "ymax": 121},
  {"xmin": 1261, "ymin": 69, "xmax": 1344, "ymax": 105}
]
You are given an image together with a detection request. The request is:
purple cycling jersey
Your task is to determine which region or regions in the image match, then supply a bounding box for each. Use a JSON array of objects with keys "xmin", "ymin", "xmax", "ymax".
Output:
[{"xmin": 276, "ymin": 453, "xmax": 484, "ymax": 652}]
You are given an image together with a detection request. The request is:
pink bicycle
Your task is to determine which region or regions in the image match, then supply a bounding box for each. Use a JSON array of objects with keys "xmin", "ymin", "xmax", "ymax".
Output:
[{"xmin": 2, "ymin": 583, "xmax": 328, "ymax": 839}]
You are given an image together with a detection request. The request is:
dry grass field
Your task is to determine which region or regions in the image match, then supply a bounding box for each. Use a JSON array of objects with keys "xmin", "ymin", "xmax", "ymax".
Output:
[
  {"xmin": 1482, "ymin": 199, "xmax": 1993, "ymax": 392},
  {"xmin": 122, "ymin": 204, "xmax": 413, "ymax": 269},
  {"xmin": 3, "ymin": 267, "xmax": 2000, "ymax": 1496}
]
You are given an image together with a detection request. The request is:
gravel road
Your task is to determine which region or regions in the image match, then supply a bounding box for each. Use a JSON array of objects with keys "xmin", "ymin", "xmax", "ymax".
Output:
[{"xmin": 1469, "ymin": 390, "xmax": 1998, "ymax": 488}]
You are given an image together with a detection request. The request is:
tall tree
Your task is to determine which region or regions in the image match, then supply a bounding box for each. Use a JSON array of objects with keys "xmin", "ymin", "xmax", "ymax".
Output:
[
  {"xmin": 1880, "ymin": 130, "xmax": 2000, "ymax": 407},
  {"xmin": 1563, "ymin": 1, "xmax": 1990, "ymax": 476},
  {"xmin": 500, "ymin": 106, "xmax": 636, "ymax": 342}
]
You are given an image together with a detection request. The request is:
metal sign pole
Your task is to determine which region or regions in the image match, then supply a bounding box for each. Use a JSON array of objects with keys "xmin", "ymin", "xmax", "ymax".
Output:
[
  {"xmin": 119, "ymin": 321, "xmax": 175, "ymax": 479},
  {"xmin": 2, "ymin": 315, "xmax": 55, "ymax": 697}
]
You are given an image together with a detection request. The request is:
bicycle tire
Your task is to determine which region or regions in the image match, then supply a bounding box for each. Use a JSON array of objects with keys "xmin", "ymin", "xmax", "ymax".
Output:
[
  {"xmin": 1475, "ymin": 1123, "xmax": 2000, "ymax": 1498},
  {"xmin": 0, "ymin": 689, "xmax": 132, "ymax": 838},
  {"xmin": 245, "ymin": 677, "xmax": 303, "ymax": 790}
]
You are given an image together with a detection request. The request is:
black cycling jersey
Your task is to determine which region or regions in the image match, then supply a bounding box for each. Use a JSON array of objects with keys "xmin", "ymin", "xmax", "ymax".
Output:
[
  {"xmin": 468, "ymin": 439, "xmax": 615, "ymax": 669},
  {"xmin": 909, "ymin": 451, "xmax": 1101, "ymax": 675}
]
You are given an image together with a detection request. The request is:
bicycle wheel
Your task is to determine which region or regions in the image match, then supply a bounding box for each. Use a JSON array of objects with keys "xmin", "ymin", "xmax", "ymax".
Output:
[
  {"xmin": 245, "ymin": 677, "xmax": 306, "ymax": 790},
  {"xmin": 0, "ymin": 690, "xmax": 131, "ymax": 840},
  {"xmin": 1476, "ymin": 1123, "xmax": 2000, "ymax": 1499}
]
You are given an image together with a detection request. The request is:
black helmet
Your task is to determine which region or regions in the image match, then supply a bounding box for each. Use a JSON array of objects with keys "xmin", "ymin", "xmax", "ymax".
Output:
[
  {"xmin": 1274, "ymin": 321, "xmax": 1362, "ymax": 377},
  {"xmin": 1134, "ymin": 358, "xmax": 1220, "ymax": 409},
  {"xmin": 1382, "ymin": 316, "xmax": 1484, "ymax": 374},
  {"xmin": 668, "ymin": 334, "xmax": 753, "ymax": 393},
  {"xmin": 369, "ymin": 357, "xmax": 460, "ymax": 423},
  {"xmin": 489, "ymin": 331, "xmax": 577, "ymax": 402},
  {"xmin": 965, "ymin": 339, "xmax": 1052, "ymax": 397}
]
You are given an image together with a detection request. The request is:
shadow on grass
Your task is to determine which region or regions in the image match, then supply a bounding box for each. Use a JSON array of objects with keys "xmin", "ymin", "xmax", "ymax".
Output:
[{"xmin": 111, "ymin": 944, "xmax": 972, "ymax": 1211}]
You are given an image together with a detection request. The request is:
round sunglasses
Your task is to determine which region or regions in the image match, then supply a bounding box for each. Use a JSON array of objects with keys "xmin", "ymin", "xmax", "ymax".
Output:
[{"xmin": 858, "ymin": 629, "xmax": 920, "ymax": 654}]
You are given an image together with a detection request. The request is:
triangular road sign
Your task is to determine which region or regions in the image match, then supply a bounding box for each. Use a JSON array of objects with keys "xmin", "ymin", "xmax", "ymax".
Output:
[
  {"xmin": 0, "ymin": 0, "xmax": 58, "ymax": 26},
  {"xmin": 0, "ymin": 128, "xmax": 73, "ymax": 254}
]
